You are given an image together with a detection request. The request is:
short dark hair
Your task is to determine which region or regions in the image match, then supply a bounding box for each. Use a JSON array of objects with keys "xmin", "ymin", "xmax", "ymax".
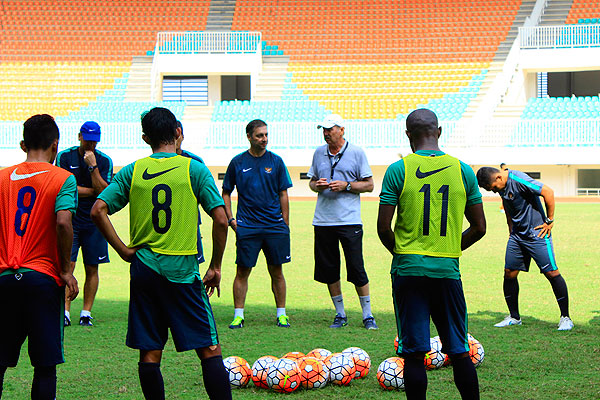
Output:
[
  {"xmin": 476, "ymin": 167, "xmax": 500, "ymax": 187},
  {"xmin": 246, "ymin": 119, "xmax": 267, "ymax": 136},
  {"xmin": 23, "ymin": 114, "xmax": 59, "ymax": 150},
  {"xmin": 141, "ymin": 107, "xmax": 178, "ymax": 148},
  {"xmin": 176, "ymin": 120, "xmax": 183, "ymax": 135},
  {"xmin": 500, "ymin": 163, "xmax": 507, "ymax": 169},
  {"xmin": 406, "ymin": 109, "xmax": 439, "ymax": 137}
]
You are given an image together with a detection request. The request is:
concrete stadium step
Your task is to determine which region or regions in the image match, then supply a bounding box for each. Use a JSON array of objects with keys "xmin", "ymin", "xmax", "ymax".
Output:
[
  {"xmin": 124, "ymin": 56, "xmax": 153, "ymax": 101},
  {"xmin": 182, "ymin": 105, "xmax": 214, "ymax": 124},
  {"xmin": 493, "ymin": 104, "xmax": 526, "ymax": 118},
  {"xmin": 206, "ymin": 0, "xmax": 236, "ymax": 31},
  {"xmin": 493, "ymin": 0, "xmax": 536, "ymax": 61},
  {"xmin": 539, "ymin": 0, "xmax": 574, "ymax": 25},
  {"xmin": 253, "ymin": 60, "xmax": 290, "ymax": 101}
]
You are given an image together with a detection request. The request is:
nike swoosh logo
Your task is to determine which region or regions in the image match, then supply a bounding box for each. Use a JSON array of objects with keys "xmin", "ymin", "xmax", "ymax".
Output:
[
  {"xmin": 142, "ymin": 167, "xmax": 179, "ymax": 180},
  {"xmin": 10, "ymin": 169, "xmax": 49, "ymax": 181},
  {"xmin": 416, "ymin": 165, "xmax": 451, "ymax": 179},
  {"xmin": 98, "ymin": 255, "xmax": 107, "ymax": 260},
  {"xmin": 242, "ymin": 168, "xmax": 252, "ymax": 172},
  {"xmin": 69, "ymin": 165, "xmax": 79, "ymax": 169}
]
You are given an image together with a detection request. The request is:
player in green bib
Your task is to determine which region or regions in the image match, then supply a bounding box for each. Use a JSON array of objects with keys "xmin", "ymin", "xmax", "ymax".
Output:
[
  {"xmin": 378, "ymin": 109, "xmax": 486, "ymax": 400},
  {"xmin": 91, "ymin": 108, "xmax": 231, "ymax": 400}
]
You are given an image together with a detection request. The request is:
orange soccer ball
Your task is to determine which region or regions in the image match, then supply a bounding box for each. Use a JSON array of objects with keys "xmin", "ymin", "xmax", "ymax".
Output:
[
  {"xmin": 299, "ymin": 356, "xmax": 329, "ymax": 389},
  {"xmin": 266, "ymin": 358, "xmax": 302, "ymax": 393},
  {"xmin": 223, "ymin": 356, "xmax": 252, "ymax": 388},
  {"xmin": 251, "ymin": 355, "xmax": 278, "ymax": 389},
  {"xmin": 326, "ymin": 353, "xmax": 356, "ymax": 386},
  {"xmin": 342, "ymin": 347, "xmax": 371, "ymax": 379},
  {"xmin": 377, "ymin": 357, "xmax": 405, "ymax": 390}
]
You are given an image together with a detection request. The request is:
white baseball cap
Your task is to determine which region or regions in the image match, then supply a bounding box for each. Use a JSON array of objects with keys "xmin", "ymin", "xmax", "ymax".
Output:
[{"xmin": 317, "ymin": 114, "xmax": 345, "ymax": 129}]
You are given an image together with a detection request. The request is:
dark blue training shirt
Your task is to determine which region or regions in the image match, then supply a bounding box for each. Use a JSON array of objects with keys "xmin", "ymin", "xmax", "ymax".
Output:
[
  {"xmin": 222, "ymin": 150, "xmax": 292, "ymax": 228},
  {"xmin": 500, "ymin": 169, "xmax": 547, "ymax": 237},
  {"xmin": 56, "ymin": 146, "xmax": 113, "ymax": 225}
]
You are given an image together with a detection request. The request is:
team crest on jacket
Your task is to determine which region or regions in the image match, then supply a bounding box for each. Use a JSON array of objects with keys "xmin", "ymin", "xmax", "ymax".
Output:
[{"xmin": 264, "ymin": 167, "xmax": 272, "ymax": 173}]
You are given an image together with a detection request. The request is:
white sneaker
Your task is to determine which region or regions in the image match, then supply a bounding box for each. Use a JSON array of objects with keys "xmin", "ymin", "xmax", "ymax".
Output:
[
  {"xmin": 557, "ymin": 316, "xmax": 574, "ymax": 331},
  {"xmin": 494, "ymin": 315, "xmax": 522, "ymax": 327}
]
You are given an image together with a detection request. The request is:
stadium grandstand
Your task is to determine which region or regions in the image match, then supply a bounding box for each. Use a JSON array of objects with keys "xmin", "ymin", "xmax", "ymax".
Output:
[{"xmin": 1, "ymin": 0, "xmax": 599, "ymax": 196}]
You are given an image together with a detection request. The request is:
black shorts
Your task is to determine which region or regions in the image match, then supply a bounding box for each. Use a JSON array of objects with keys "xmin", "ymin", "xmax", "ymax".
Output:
[
  {"xmin": 313, "ymin": 225, "xmax": 368, "ymax": 286},
  {"xmin": 235, "ymin": 225, "xmax": 291, "ymax": 268},
  {"xmin": 126, "ymin": 255, "xmax": 219, "ymax": 352},
  {"xmin": 392, "ymin": 275, "xmax": 470, "ymax": 356},
  {"xmin": 71, "ymin": 222, "xmax": 109, "ymax": 265},
  {"xmin": 0, "ymin": 270, "xmax": 65, "ymax": 367}
]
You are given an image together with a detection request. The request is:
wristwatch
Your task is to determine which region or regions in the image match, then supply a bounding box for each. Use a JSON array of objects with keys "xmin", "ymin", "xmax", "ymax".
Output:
[
  {"xmin": 345, "ymin": 182, "xmax": 352, "ymax": 191},
  {"xmin": 544, "ymin": 217, "xmax": 554, "ymax": 225},
  {"xmin": 88, "ymin": 165, "xmax": 98, "ymax": 172},
  {"xmin": 228, "ymin": 218, "xmax": 235, "ymax": 226}
]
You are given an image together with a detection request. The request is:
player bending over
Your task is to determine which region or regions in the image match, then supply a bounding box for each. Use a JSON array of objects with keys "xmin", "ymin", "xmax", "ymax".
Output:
[
  {"xmin": 477, "ymin": 166, "xmax": 573, "ymax": 331},
  {"xmin": 91, "ymin": 107, "xmax": 232, "ymax": 399}
]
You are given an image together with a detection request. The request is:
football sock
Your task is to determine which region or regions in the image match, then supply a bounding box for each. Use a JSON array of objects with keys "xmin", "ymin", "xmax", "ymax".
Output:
[
  {"xmin": 64, "ymin": 310, "xmax": 70, "ymax": 320},
  {"xmin": 80, "ymin": 310, "xmax": 91, "ymax": 318},
  {"xmin": 503, "ymin": 277, "xmax": 520, "ymax": 320},
  {"xmin": 451, "ymin": 355, "xmax": 480, "ymax": 400},
  {"xmin": 548, "ymin": 274, "xmax": 569, "ymax": 317},
  {"xmin": 359, "ymin": 295, "xmax": 373, "ymax": 320},
  {"xmin": 276, "ymin": 308, "xmax": 286, "ymax": 318},
  {"xmin": 233, "ymin": 308, "xmax": 244, "ymax": 319},
  {"xmin": 403, "ymin": 356, "xmax": 427, "ymax": 400},
  {"xmin": 138, "ymin": 362, "xmax": 165, "ymax": 400},
  {"xmin": 31, "ymin": 365, "xmax": 56, "ymax": 400},
  {"xmin": 201, "ymin": 355, "xmax": 232, "ymax": 400},
  {"xmin": 0, "ymin": 365, "xmax": 6, "ymax": 398},
  {"xmin": 331, "ymin": 295, "xmax": 346, "ymax": 317}
]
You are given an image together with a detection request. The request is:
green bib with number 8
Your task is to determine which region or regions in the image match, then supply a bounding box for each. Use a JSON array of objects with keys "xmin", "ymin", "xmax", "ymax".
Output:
[{"xmin": 129, "ymin": 155, "xmax": 198, "ymax": 255}]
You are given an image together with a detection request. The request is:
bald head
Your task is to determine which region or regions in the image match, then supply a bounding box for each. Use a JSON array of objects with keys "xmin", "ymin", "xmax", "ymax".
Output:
[{"xmin": 406, "ymin": 109, "xmax": 439, "ymax": 137}]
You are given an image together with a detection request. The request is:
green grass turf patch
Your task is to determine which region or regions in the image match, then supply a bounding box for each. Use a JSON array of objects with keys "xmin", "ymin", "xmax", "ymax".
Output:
[{"xmin": 4, "ymin": 201, "xmax": 600, "ymax": 399}]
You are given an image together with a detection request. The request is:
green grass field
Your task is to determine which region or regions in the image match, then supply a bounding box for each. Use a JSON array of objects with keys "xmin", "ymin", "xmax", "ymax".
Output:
[{"xmin": 3, "ymin": 201, "xmax": 600, "ymax": 399}]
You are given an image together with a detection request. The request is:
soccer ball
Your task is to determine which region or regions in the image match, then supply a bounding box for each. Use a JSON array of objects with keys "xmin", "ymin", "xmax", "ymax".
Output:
[
  {"xmin": 468, "ymin": 334, "xmax": 485, "ymax": 367},
  {"xmin": 394, "ymin": 336, "xmax": 400, "ymax": 353},
  {"xmin": 342, "ymin": 347, "xmax": 371, "ymax": 378},
  {"xmin": 327, "ymin": 353, "xmax": 356, "ymax": 386},
  {"xmin": 377, "ymin": 357, "xmax": 405, "ymax": 390},
  {"xmin": 251, "ymin": 355, "xmax": 278, "ymax": 389},
  {"xmin": 223, "ymin": 356, "xmax": 252, "ymax": 388},
  {"xmin": 424, "ymin": 337, "xmax": 446, "ymax": 370},
  {"xmin": 298, "ymin": 356, "xmax": 328, "ymax": 389},
  {"xmin": 282, "ymin": 351, "xmax": 305, "ymax": 364},
  {"xmin": 306, "ymin": 348, "xmax": 332, "ymax": 361},
  {"xmin": 266, "ymin": 358, "xmax": 301, "ymax": 393}
]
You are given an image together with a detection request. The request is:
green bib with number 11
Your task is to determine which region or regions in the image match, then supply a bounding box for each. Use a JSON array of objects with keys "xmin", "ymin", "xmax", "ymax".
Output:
[
  {"xmin": 395, "ymin": 153, "xmax": 466, "ymax": 258},
  {"xmin": 129, "ymin": 155, "xmax": 198, "ymax": 255}
]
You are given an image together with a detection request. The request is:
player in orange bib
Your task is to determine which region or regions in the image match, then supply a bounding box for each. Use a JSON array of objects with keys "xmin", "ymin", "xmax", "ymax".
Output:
[{"xmin": 0, "ymin": 114, "xmax": 79, "ymax": 399}]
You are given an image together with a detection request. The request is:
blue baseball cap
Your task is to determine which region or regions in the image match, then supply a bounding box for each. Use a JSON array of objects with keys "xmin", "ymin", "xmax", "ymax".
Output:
[{"xmin": 80, "ymin": 121, "xmax": 101, "ymax": 142}]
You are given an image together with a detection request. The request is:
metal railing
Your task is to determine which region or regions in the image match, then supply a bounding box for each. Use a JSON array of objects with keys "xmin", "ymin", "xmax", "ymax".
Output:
[
  {"xmin": 577, "ymin": 188, "xmax": 600, "ymax": 196},
  {"xmin": 520, "ymin": 24, "xmax": 600, "ymax": 49},
  {"xmin": 155, "ymin": 31, "xmax": 262, "ymax": 55}
]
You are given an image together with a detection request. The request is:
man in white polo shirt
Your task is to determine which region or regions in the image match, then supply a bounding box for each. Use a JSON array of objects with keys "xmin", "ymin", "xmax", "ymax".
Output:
[{"xmin": 307, "ymin": 114, "xmax": 378, "ymax": 330}]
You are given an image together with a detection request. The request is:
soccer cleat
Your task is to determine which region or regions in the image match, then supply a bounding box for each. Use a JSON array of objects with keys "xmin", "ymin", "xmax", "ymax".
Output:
[
  {"xmin": 329, "ymin": 313, "xmax": 348, "ymax": 328},
  {"xmin": 494, "ymin": 315, "xmax": 522, "ymax": 327},
  {"xmin": 229, "ymin": 316, "xmax": 244, "ymax": 329},
  {"xmin": 363, "ymin": 316, "xmax": 379, "ymax": 330},
  {"xmin": 276, "ymin": 315, "xmax": 291, "ymax": 328},
  {"xmin": 557, "ymin": 316, "xmax": 574, "ymax": 331},
  {"xmin": 64, "ymin": 315, "xmax": 71, "ymax": 327},
  {"xmin": 79, "ymin": 316, "xmax": 94, "ymax": 326}
]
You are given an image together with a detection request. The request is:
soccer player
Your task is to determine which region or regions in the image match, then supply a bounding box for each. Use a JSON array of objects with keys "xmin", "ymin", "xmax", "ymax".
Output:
[
  {"xmin": 90, "ymin": 107, "xmax": 232, "ymax": 399},
  {"xmin": 175, "ymin": 119, "xmax": 205, "ymax": 264},
  {"xmin": 0, "ymin": 114, "xmax": 79, "ymax": 399},
  {"xmin": 222, "ymin": 119, "xmax": 292, "ymax": 329},
  {"xmin": 377, "ymin": 109, "xmax": 486, "ymax": 399},
  {"xmin": 56, "ymin": 120, "xmax": 113, "ymax": 326},
  {"xmin": 476, "ymin": 166, "xmax": 573, "ymax": 331},
  {"xmin": 308, "ymin": 114, "xmax": 378, "ymax": 330}
]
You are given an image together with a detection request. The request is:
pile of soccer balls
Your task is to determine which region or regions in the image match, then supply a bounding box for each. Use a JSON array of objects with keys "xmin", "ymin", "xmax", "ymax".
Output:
[
  {"xmin": 378, "ymin": 333, "xmax": 484, "ymax": 391},
  {"xmin": 222, "ymin": 346, "xmax": 371, "ymax": 393}
]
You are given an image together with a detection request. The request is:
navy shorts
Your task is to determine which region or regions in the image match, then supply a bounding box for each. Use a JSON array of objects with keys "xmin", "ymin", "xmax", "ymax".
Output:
[
  {"xmin": 235, "ymin": 225, "xmax": 291, "ymax": 268},
  {"xmin": 71, "ymin": 222, "xmax": 109, "ymax": 265},
  {"xmin": 196, "ymin": 225, "xmax": 205, "ymax": 264},
  {"xmin": 0, "ymin": 270, "xmax": 65, "ymax": 367},
  {"xmin": 505, "ymin": 233, "xmax": 558, "ymax": 273},
  {"xmin": 392, "ymin": 275, "xmax": 470, "ymax": 356},
  {"xmin": 313, "ymin": 225, "xmax": 368, "ymax": 287},
  {"xmin": 126, "ymin": 255, "xmax": 219, "ymax": 352}
]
